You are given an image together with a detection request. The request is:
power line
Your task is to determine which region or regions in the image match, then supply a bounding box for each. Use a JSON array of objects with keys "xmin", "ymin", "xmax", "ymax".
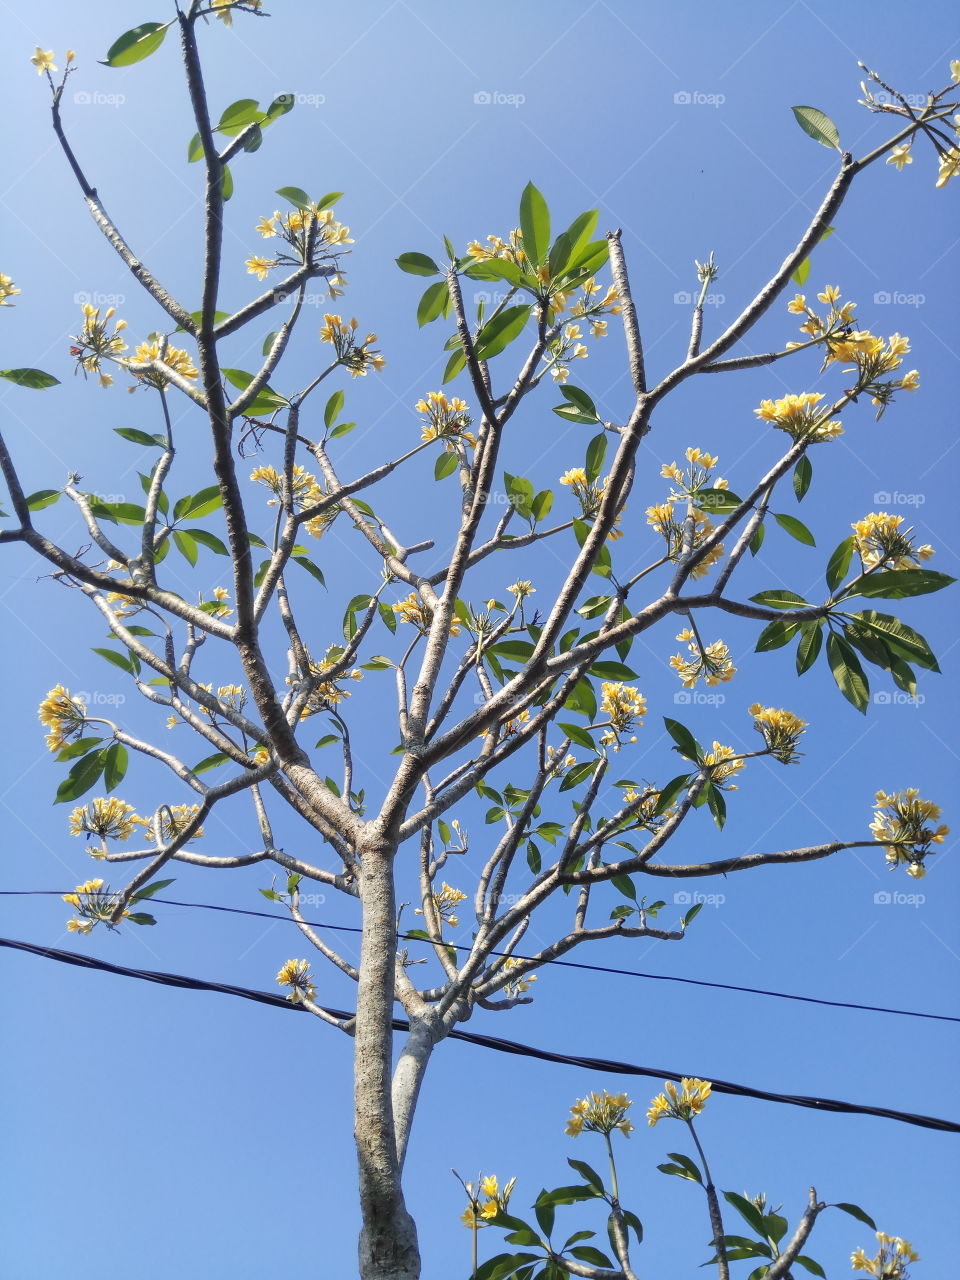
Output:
[
  {"xmin": 2, "ymin": 933, "xmax": 958, "ymax": 1135},
  {"xmin": 4, "ymin": 889, "xmax": 958, "ymax": 1025}
]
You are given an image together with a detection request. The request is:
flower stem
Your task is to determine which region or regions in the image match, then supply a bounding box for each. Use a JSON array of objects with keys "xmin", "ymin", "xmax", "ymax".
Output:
[{"xmin": 686, "ymin": 1118, "xmax": 729, "ymax": 1280}]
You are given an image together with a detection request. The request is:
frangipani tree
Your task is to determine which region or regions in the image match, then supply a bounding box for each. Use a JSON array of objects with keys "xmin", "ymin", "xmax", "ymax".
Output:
[{"xmin": 3, "ymin": 8, "xmax": 957, "ymax": 1279}]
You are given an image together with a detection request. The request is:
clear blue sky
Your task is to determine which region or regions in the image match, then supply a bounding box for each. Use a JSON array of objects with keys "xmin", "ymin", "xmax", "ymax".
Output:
[{"xmin": 1, "ymin": 2, "xmax": 957, "ymax": 1277}]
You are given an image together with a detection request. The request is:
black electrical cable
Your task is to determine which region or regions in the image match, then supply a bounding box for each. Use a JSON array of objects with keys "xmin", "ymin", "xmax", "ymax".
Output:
[
  {"xmin": 2, "ymin": 934, "xmax": 958, "ymax": 1134},
  {"xmin": 4, "ymin": 890, "xmax": 957, "ymax": 1025}
]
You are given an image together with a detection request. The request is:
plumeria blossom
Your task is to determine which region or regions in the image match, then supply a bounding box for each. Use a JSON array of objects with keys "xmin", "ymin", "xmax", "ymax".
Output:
[
  {"xmin": 30, "ymin": 48, "xmax": 56, "ymax": 75},
  {"xmin": 0, "ymin": 273, "xmax": 20, "ymax": 305},
  {"xmin": 62, "ymin": 879, "xmax": 131, "ymax": 934},
  {"xmin": 887, "ymin": 144, "xmax": 913, "ymax": 170},
  {"xmin": 415, "ymin": 882, "xmax": 468, "ymax": 930},
  {"xmin": 276, "ymin": 958, "xmax": 316, "ymax": 1004},
  {"xmin": 293, "ymin": 646, "xmax": 362, "ymax": 717},
  {"xmin": 660, "ymin": 446, "xmax": 728, "ymax": 505},
  {"xmin": 459, "ymin": 1173, "xmax": 516, "ymax": 1229},
  {"xmin": 37, "ymin": 685, "xmax": 88, "ymax": 753},
  {"xmin": 599, "ymin": 682, "xmax": 646, "ymax": 751},
  {"xmin": 851, "ymin": 1231, "xmax": 919, "ymax": 1278},
  {"xmin": 670, "ymin": 629, "xmax": 736, "ymax": 688},
  {"xmin": 393, "ymin": 592, "xmax": 461, "ymax": 636},
  {"xmin": 249, "ymin": 463, "xmax": 341, "ymax": 538},
  {"xmin": 129, "ymin": 339, "xmax": 198, "ymax": 391},
  {"xmin": 646, "ymin": 1077, "xmax": 712, "ymax": 1126},
  {"xmin": 754, "ymin": 391, "xmax": 843, "ymax": 442},
  {"xmin": 71, "ymin": 303, "xmax": 128, "ymax": 384},
  {"xmin": 870, "ymin": 789, "xmax": 948, "ymax": 878},
  {"xmin": 136, "ymin": 804, "xmax": 205, "ymax": 845},
  {"xmin": 498, "ymin": 956, "xmax": 538, "ymax": 998},
  {"xmin": 646, "ymin": 504, "xmax": 723, "ymax": 577},
  {"xmin": 416, "ymin": 390, "xmax": 474, "ymax": 447},
  {"xmin": 621, "ymin": 784, "xmax": 674, "ymax": 831},
  {"xmin": 566, "ymin": 1090, "xmax": 634, "ymax": 1138},
  {"xmin": 69, "ymin": 798, "xmax": 139, "ymax": 843},
  {"xmin": 748, "ymin": 704, "xmax": 807, "ymax": 764},
  {"xmin": 851, "ymin": 512, "xmax": 934, "ymax": 570},
  {"xmin": 560, "ymin": 467, "xmax": 625, "ymax": 540},
  {"xmin": 319, "ymin": 314, "xmax": 385, "ymax": 377}
]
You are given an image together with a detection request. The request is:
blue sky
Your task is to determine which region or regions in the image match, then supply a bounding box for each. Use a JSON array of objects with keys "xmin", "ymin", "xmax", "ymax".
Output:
[{"xmin": 1, "ymin": 2, "xmax": 957, "ymax": 1277}]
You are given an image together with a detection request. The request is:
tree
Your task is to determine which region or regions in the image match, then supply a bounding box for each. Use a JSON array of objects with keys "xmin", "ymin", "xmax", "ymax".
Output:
[{"xmin": 3, "ymin": 7, "xmax": 956, "ymax": 1278}]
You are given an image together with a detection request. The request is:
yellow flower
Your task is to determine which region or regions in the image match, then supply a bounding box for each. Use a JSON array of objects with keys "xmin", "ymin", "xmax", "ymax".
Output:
[
  {"xmin": 871, "ymin": 789, "xmax": 947, "ymax": 876},
  {"xmin": 817, "ymin": 285, "xmax": 841, "ymax": 304},
  {"xmin": 851, "ymin": 1231, "xmax": 919, "ymax": 1278},
  {"xmin": 786, "ymin": 293, "xmax": 807, "ymax": 314},
  {"xmin": 499, "ymin": 957, "xmax": 538, "ymax": 997},
  {"xmin": 599, "ymin": 682, "xmax": 646, "ymax": 751},
  {"xmin": 559, "ymin": 468, "xmax": 588, "ymax": 487},
  {"xmin": 670, "ymin": 633, "xmax": 736, "ymax": 690},
  {"xmin": 69, "ymin": 798, "xmax": 139, "ymax": 842},
  {"xmin": 131, "ymin": 340, "xmax": 198, "ymax": 389},
  {"xmin": 507, "ymin": 580, "xmax": 535, "ymax": 598},
  {"xmin": 136, "ymin": 804, "xmax": 205, "ymax": 845},
  {"xmin": 72, "ymin": 304, "xmax": 128, "ymax": 379},
  {"xmin": 936, "ymin": 147, "xmax": 960, "ymax": 189},
  {"xmin": 0, "ymin": 273, "xmax": 21, "ymax": 306},
  {"xmin": 38, "ymin": 685, "xmax": 87, "ymax": 753},
  {"xmin": 276, "ymin": 958, "xmax": 316, "ymax": 1004},
  {"xmin": 459, "ymin": 1173, "xmax": 516, "ymax": 1229},
  {"xmin": 566, "ymin": 1090, "xmax": 634, "ymax": 1138},
  {"xmin": 392, "ymin": 592, "xmax": 461, "ymax": 636},
  {"xmin": 951, "ymin": 60, "xmax": 960, "ymax": 84},
  {"xmin": 753, "ymin": 391, "xmax": 841, "ymax": 442},
  {"xmin": 703, "ymin": 742, "xmax": 745, "ymax": 789},
  {"xmin": 886, "ymin": 145, "xmax": 913, "ymax": 171},
  {"xmin": 748, "ymin": 704, "xmax": 807, "ymax": 764},
  {"xmin": 851, "ymin": 512, "xmax": 934, "ymax": 570},
  {"xmin": 30, "ymin": 48, "xmax": 56, "ymax": 75},
  {"xmin": 646, "ymin": 1077, "xmax": 712, "ymax": 1126},
  {"xmin": 416, "ymin": 390, "xmax": 472, "ymax": 445},
  {"xmin": 415, "ymin": 882, "xmax": 468, "ymax": 930},
  {"xmin": 255, "ymin": 215, "xmax": 278, "ymax": 238}
]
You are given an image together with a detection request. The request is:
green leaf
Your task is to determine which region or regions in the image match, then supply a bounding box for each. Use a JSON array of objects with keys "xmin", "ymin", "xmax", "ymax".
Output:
[
  {"xmin": 55, "ymin": 750, "xmax": 106, "ymax": 804},
  {"xmin": 534, "ymin": 1192, "xmax": 555, "ymax": 1239},
  {"xmin": 526, "ymin": 841, "xmax": 541, "ymax": 874},
  {"xmin": 531, "ymin": 489, "xmax": 553, "ymax": 524},
  {"xmin": 216, "ymin": 98, "xmax": 262, "ymax": 136},
  {"xmin": 503, "ymin": 472, "xmax": 535, "ymax": 518},
  {"xmin": 114, "ymin": 427, "xmax": 166, "ymax": 448},
  {"xmin": 749, "ymin": 522, "xmax": 765, "ymax": 556},
  {"xmin": 749, "ymin": 589, "xmax": 809, "ymax": 610},
  {"xmin": 560, "ymin": 762, "xmax": 597, "ymax": 792},
  {"xmin": 292, "ymin": 556, "xmax": 326, "ymax": 586},
  {"xmin": 796, "ymin": 621, "xmax": 823, "ymax": 674},
  {"xmin": 396, "ymin": 252, "xmax": 441, "ymax": 276},
  {"xmin": 265, "ymin": 93, "xmax": 295, "ymax": 122},
  {"xmin": 259, "ymin": 888, "xmax": 283, "ymax": 902},
  {"xmin": 0, "ymin": 368, "xmax": 59, "ymax": 389},
  {"xmin": 475, "ymin": 305, "xmax": 532, "ymax": 360},
  {"xmin": 792, "ymin": 105, "xmax": 842, "ymax": 149},
  {"xmin": 187, "ymin": 133, "xmax": 204, "ymax": 163},
  {"xmin": 103, "ymin": 742, "xmax": 128, "ymax": 792},
  {"xmin": 378, "ymin": 602, "xmax": 397, "ymax": 634},
  {"xmin": 130, "ymin": 878, "xmax": 174, "ymax": 904},
  {"xmin": 793, "ymin": 1257, "xmax": 827, "ymax": 1277},
  {"xmin": 25, "ymin": 489, "xmax": 61, "ymax": 511},
  {"xmin": 434, "ymin": 451, "xmax": 458, "ymax": 481},
  {"xmin": 826, "ymin": 631, "xmax": 869, "ymax": 712},
  {"xmin": 657, "ymin": 1161, "xmax": 702, "ymax": 1182},
  {"xmin": 416, "ymin": 280, "xmax": 449, "ymax": 327},
  {"xmin": 826, "ymin": 535, "xmax": 854, "ymax": 591},
  {"xmin": 723, "ymin": 1191, "xmax": 768, "ymax": 1237},
  {"xmin": 566, "ymin": 1159, "xmax": 604, "ymax": 1193},
  {"xmin": 848, "ymin": 569, "xmax": 955, "ymax": 599},
  {"xmin": 774, "ymin": 512, "xmax": 815, "ymax": 546},
  {"xmin": 570, "ymin": 1247, "xmax": 613, "ymax": 1268},
  {"xmin": 611, "ymin": 874, "xmax": 637, "ymax": 900},
  {"xmin": 587, "ymin": 661, "xmax": 637, "ymax": 680},
  {"xmin": 188, "ymin": 528, "xmax": 229, "ymax": 556},
  {"xmin": 585, "ymin": 433, "xmax": 607, "ymax": 483},
  {"xmin": 193, "ymin": 751, "xmax": 230, "ymax": 774},
  {"xmin": 654, "ymin": 775, "xmax": 691, "ymax": 814},
  {"xmin": 846, "ymin": 610, "xmax": 939, "ymax": 672},
  {"xmin": 564, "ymin": 678, "xmax": 597, "ymax": 721},
  {"xmin": 276, "ymin": 185, "xmax": 312, "ymax": 210},
  {"xmin": 126, "ymin": 913, "xmax": 156, "ymax": 927},
  {"xmin": 706, "ymin": 784, "xmax": 727, "ymax": 829},
  {"xmin": 324, "ymin": 390, "xmax": 344, "ymax": 428},
  {"xmin": 519, "ymin": 181, "xmax": 550, "ymax": 268},
  {"xmin": 756, "ymin": 619, "xmax": 800, "ymax": 651},
  {"xmin": 793, "ymin": 455, "xmax": 813, "ymax": 501},
  {"xmin": 665, "ymin": 1152, "xmax": 702, "ymax": 1182},
  {"xmin": 465, "ymin": 256, "xmax": 527, "ymax": 287},
  {"xmin": 442, "ymin": 347, "xmax": 466, "ymax": 384},
  {"xmin": 762, "ymin": 1212, "xmax": 789, "ymax": 1246},
  {"xmin": 558, "ymin": 722, "xmax": 597, "ymax": 751},
  {"xmin": 56, "ymin": 736, "xmax": 104, "ymax": 762},
  {"xmin": 315, "ymin": 191, "xmax": 344, "ymax": 212},
  {"xmin": 556, "ymin": 384, "xmax": 599, "ymax": 420},
  {"xmin": 663, "ymin": 718, "xmax": 702, "ymax": 762},
  {"xmin": 694, "ymin": 487, "xmax": 742, "ymax": 514},
  {"xmin": 790, "ymin": 226, "xmax": 834, "ymax": 287},
  {"xmin": 173, "ymin": 530, "xmax": 198, "ymax": 566},
  {"xmin": 219, "ymin": 163, "xmax": 234, "ymax": 202},
  {"xmin": 92, "ymin": 647, "xmax": 135, "ymax": 674},
  {"xmin": 176, "ymin": 485, "xmax": 223, "ymax": 519},
  {"xmin": 101, "ymin": 22, "xmax": 169, "ymax": 68},
  {"xmin": 833, "ymin": 1203, "xmax": 877, "ymax": 1231},
  {"xmin": 562, "ymin": 239, "xmax": 609, "ymax": 281}
]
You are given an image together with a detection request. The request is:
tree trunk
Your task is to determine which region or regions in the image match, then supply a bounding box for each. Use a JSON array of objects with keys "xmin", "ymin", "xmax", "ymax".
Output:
[{"xmin": 355, "ymin": 848, "xmax": 421, "ymax": 1279}]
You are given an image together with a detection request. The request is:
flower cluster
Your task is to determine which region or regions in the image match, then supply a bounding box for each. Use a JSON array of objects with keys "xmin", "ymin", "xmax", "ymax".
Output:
[
  {"xmin": 246, "ymin": 204, "xmax": 351, "ymax": 290},
  {"xmin": 69, "ymin": 798, "xmax": 139, "ymax": 843},
  {"xmin": 852, "ymin": 512, "xmax": 934, "ymax": 570},
  {"xmin": 415, "ymin": 391, "xmax": 474, "ymax": 447},
  {"xmin": 129, "ymin": 339, "xmax": 199, "ymax": 391},
  {"xmin": 393, "ymin": 592, "xmax": 462, "ymax": 636},
  {"xmin": 71, "ymin": 304, "xmax": 128, "ymax": 386},
  {"xmin": 0, "ymin": 272, "xmax": 20, "ymax": 305},
  {"xmin": 599, "ymin": 682, "xmax": 646, "ymax": 751},
  {"xmin": 139, "ymin": 804, "xmax": 205, "ymax": 845},
  {"xmin": 543, "ymin": 322, "xmax": 589, "ymax": 382},
  {"xmin": 62, "ymin": 879, "xmax": 130, "ymax": 934},
  {"xmin": 670, "ymin": 630, "xmax": 736, "ymax": 688},
  {"xmin": 622, "ymin": 785, "xmax": 674, "ymax": 830},
  {"xmin": 31, "ymin": 47, "xmax": 72, "ymax": 76},
  {"xmin": 861, "ymin": 60, "xmax": 960, "ymax": 190},
  {"xmin": 748, "ymin": 703, "xmax": 807, "ymax": 764},
  {"xmin": 646, "ymin": 1077, "xmax": 712, "ymax": 1127},
  {"xmin": 660, "ymin": 447, "xmax": 729, "ymax": 503},
  {"xmin": 870, "ymin": 789, "xmax": 948, "ymax": 878},
  {"xmin": 202, "ymin": 586, "xmax": 234, "ymax": 619},
  {"xmin": 754, "ymin": 391, "xmax": 843, "ymax": 442},
  {"xmin": 703, "ymin": 742, "xmax": 745, "ymax": 790},
  {"xmin": 37, "ymin": 685, "xmax": 88, "ymax": 753},
  {"xmin": 319, "ymin": 314, "xmax": 385, "ymax": 377},
  {"xmin": 851, "ymin": 1232, "xmax": 919, "ymax": 1279},
  {"xmin": 294, "ymin": 646, "xmax": 362, "ymax": 717},
  {"xmin": 646, "ymin": 504, "xmax": 724, "ymax": 577},
  {"xmin": 467, "ymin": 229, "xmax": 528, "ymax": 270},
  {"xmin": 276, "ymin": 958, "xmax": 316, "ymax": 1004},
  {"xmin": 249, "ymin": 464, "xmax": 341, "ymax": 538},
  {"xmin": 566, "ymin": 1090, "xmax": 634, "ymax": 1139},
  {"xmin": 498, "ymin": 957, "xmax": 538, "ymax": 998},
  {"xmin": 560, "ymin": 468, "xmax": 624, "ymax": 540},
  {"xmin": 416, "ymin": 882, "xmax": 468, "ymax": 930},
  {"xmin": 569, "ymin": 277, "xmax": 622, "ymax": 331},
  {"xmin": 459, "ymin": 1174, "xmax": 516, "ymax": 1230}
]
